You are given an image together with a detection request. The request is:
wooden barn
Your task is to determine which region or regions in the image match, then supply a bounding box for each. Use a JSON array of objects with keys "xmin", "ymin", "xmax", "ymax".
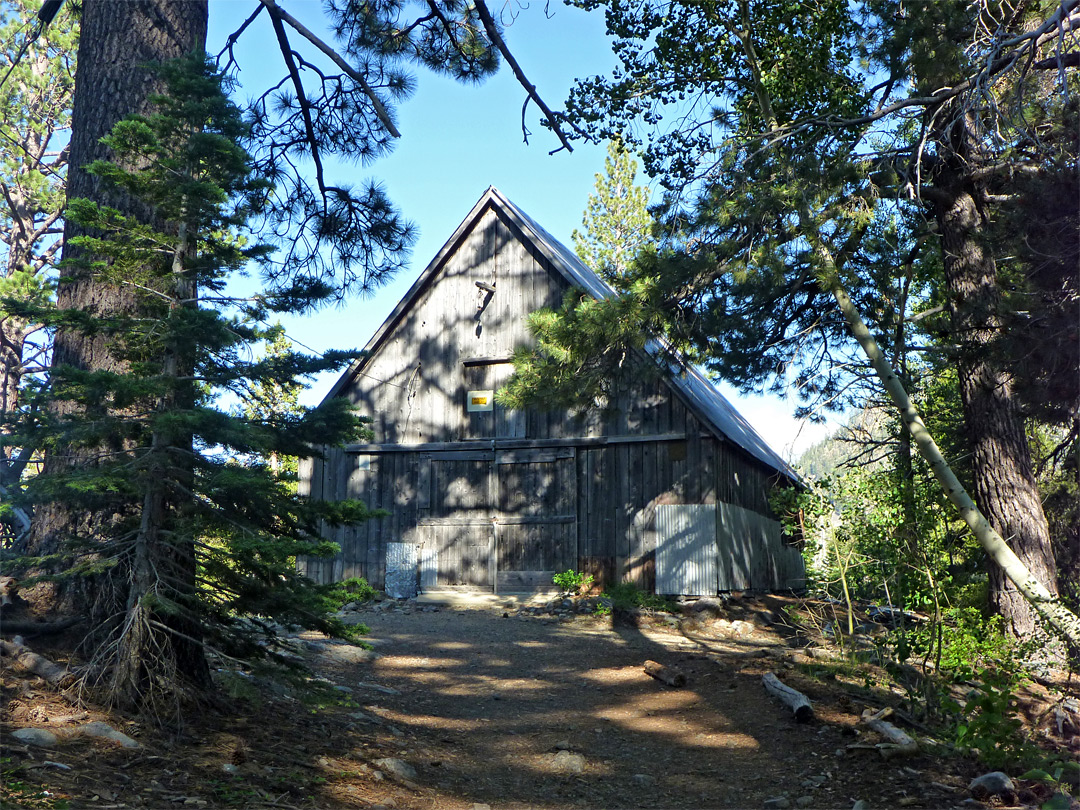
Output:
[{"xmin": 299, "ymin": 188, "xmax": 805, "ymax": 597}]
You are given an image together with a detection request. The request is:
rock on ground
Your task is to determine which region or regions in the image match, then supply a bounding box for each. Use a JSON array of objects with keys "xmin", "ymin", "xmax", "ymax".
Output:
[
  {"xmin": 78, "ymin": 721, "xmax": 140, "ymax": 748},
  {"xmin": 11, "ymin": 728, "xmax": 59, "ymax": 747},
  {"xmin": 550, "ymin": 750, "xmax": 586, "ymax": 774},
  {"xmin": 968, "ymin": 771, "xmax": 1014, "ymax": 796},
  {"xmin": 374, "ymin": 757, "xmax": 417, "ymax": 782}
]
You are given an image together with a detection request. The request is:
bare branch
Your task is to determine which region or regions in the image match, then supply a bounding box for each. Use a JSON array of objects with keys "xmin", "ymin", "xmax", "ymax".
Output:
[
  {"xmin": 217, "ymin": 2, "xmax": 265, "ymax": 69},
  {"xmin": 473, "ymin": 0, "xmax": 580, "ymax": 155}
]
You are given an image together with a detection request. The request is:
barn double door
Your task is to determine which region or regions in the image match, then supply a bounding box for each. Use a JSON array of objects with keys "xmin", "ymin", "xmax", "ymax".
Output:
[{"xmin": 417, "ymin": 448, "xmax": 576, "ymax": 591}]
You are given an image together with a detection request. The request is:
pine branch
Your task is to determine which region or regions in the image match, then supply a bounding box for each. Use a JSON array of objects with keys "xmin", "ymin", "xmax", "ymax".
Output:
[
  {"xmin": 258, "ymin": 0, "xmax": 401, "ymax": 139},
  {"xmin": 268, "ymin": 14, "xmax": 328, "ymax": 202}
]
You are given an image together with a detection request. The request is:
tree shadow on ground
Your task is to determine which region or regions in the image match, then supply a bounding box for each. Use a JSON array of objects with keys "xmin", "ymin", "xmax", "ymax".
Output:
[{"xmin": 303, "ymin": 605, "xmax": 958, "ymax": 809}]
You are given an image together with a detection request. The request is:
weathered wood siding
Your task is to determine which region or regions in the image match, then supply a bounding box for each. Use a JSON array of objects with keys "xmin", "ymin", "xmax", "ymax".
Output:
[
  {"xmin": 343, "ymin": 208, "xmax": 567, "ymax": 445},
  {"xmin": 302, "ymin": 202, "xmax": 800, "ymax": 593}
]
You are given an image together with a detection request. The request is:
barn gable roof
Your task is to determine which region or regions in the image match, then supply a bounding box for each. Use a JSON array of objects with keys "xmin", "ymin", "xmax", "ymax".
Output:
[{"xmin": 326, "ymin": 187, "xmax": 798, "ymax": 481}]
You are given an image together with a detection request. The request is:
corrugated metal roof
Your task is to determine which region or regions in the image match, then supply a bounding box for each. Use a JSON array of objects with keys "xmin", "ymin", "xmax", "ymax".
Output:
[{"xmin": 325, "ymin": 186, "xmax": 799, "ymax": 481}]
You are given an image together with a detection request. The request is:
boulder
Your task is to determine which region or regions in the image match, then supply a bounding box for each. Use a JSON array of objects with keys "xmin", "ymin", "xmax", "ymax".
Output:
[{"xmin": 551, "ymin": 750, "xmax": 586, "ymax": 774}]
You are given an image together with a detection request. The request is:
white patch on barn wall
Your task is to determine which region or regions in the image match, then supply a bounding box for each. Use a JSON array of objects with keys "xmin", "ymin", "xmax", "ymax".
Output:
[
  {"xmin": 656, "ymin": 505, "xmax": 718, "ymax": 597},
  {"xmin": 419, "ymin": 546, "xmax": 438, "ymax": 591},
  {"xmin": 385, "ymin": 543, "xmax": 419, "ymax": 598},
  {"xmin": 656, "ymin": 502, "xmax": 794, "ymax": 593}
]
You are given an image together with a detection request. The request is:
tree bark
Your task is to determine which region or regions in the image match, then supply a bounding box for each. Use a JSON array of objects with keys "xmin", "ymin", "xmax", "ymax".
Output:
[
  {"xmin": 25, "ymin": 0, "xmax": 210, "ymax": 700},
  {"xmin": 932, "ymin": 155, "xmax": 1059, "ymax": 638},
  {"xmin": 27, "ymin": 0, "xmax": 207, "ymax": 580}
]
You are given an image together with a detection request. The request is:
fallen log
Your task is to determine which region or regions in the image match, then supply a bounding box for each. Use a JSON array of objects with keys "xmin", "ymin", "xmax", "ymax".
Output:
[
  {"xmin": 644, "ymin": 660, "xmax": 686, "ymax": 687},
  {"xmin": 859, "ymin": 707, "xmax": 918, "ymax": 758},
  {"xmin": 0, "ymin": 639, "xmax": 74, "ymax": 688},
  {"xmin": 762, "ymin": 672, "xmax": 813, "ymax": 722}
]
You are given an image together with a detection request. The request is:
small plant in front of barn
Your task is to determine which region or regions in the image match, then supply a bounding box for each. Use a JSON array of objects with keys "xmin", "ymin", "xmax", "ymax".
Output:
[
  {"xmin": 553, "ymin": 569, "xmax": 594, "ymax": 596},
  {"xmin": 328, "ymin": 576, "xmax": 379, "ymax": 608},
  {"xmin": 602, "ymin": 582, "xmax": 677, "ymax": 613},
  {"xmin": 4, "ymin": 56, "xmax": 378, "ymax": 718}
]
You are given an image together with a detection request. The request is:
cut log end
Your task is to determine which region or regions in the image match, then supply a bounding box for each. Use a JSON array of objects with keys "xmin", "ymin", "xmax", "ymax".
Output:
[
  {"xmin": 762, "ymin": 672, "xmax": 813, "ymax": 722},
  {"xmin": 644, "ymin": 659, "xmax": 687, "ymax": 687}
]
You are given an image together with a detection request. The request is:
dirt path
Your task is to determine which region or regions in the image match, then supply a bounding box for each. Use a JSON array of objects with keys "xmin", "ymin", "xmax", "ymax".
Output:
[{"xmin": 309, "ymin": 602, "xmax": 967, "ymax": 809}]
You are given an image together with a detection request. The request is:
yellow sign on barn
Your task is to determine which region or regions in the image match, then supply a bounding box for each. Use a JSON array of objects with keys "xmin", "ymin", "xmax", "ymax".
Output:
[{"xmin": 466, "ymin": 390, "xmax": 494, "ymax": 412}]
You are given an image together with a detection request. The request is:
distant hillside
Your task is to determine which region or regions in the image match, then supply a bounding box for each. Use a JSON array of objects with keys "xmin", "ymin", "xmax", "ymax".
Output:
[{"xmin": 795, "ymin": 408, "xmax": 894, "ymax": 480}]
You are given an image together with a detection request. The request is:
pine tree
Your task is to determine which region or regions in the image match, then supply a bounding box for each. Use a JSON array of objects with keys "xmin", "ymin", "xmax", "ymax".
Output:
[
  {"xmin": 571, "ymin": 140, "xmax": 652, "ymax": 285},
  {"xmin": 0, "ymin": 0, "xmax": 76, "ymax": 514},
  {"xmin": 10, "ymin": 56, "xmax": 377, "ymax": 717},
  {"xmin": 240, "ymin": 325, "xmax": 303, "ymax": 477},
  {"xmin": 553, "ymin": 0, "xmax": 1080, "ymax": 645}
]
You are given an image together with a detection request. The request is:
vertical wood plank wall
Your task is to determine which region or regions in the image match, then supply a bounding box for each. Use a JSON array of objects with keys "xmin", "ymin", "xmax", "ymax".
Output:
[{"xmin": 302, "ymin": 204, "xmax": 799, "ymax": 592}]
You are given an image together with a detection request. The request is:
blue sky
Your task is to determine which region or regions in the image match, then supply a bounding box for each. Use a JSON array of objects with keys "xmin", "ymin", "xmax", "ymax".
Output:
[{"xmin": 207, "ymin": 1, "xmax": 836, "ymax": 460}]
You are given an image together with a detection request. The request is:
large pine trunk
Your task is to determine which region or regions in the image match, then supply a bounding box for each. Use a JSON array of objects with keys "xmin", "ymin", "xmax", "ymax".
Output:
[
  {"xmin": 26, "ymin": 0, "xmax": 210, "ymax": 704},
  {"xmin": 933, "ymin": 156, "xmax": 1059, "ymax": 638}
]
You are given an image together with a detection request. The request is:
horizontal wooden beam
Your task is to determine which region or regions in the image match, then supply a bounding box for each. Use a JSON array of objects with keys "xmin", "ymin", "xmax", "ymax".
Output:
[
  {"xmin": 343, "ymin": 432, "xmax": 690, "ymax": 454},
  {"xmin": 461, "ymin": 355, "xmax": 513, "ymax": 367},
  {"xmin": 418, "ymin": 515, "xmax": 575, "ymax": 526},
  {"xmin": 497, "ymin": 515, "xmax": 575, "ymax": 525}
]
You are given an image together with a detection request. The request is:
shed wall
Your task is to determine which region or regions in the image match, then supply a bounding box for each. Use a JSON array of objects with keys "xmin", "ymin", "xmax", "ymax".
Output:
[{"xmin": 300, "ymin": 203, "xmax": 799, "ymax": 593}]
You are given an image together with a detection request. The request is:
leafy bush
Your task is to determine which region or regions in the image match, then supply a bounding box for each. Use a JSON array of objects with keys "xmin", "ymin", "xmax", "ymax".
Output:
[
  {"xmin": 603, "ymin": 582, "xmax": 676, "ymax": 612},
  {"xmin": 553, "ymin": 569, "xmax": 594, "ymax": 595},
  {"xmin": 327, "ymin": 576, "xmax": 378, "ymax": 607},
  {"xmin": 944, "ymin": 666, "xmax": 1042, "ymax": 771}
]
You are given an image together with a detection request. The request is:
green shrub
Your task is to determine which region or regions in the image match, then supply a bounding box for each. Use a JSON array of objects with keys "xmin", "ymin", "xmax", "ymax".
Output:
[
  {"xmin": 603, "ymin": 582, "xmax": 676, "ymax": 612},
  {"xmin": 553, "ymin": 569, "xmax": 594, "ymax": 594},
  {"xmin": 327, "ymin": 576, "xmax": 378, "ymax": 608}
]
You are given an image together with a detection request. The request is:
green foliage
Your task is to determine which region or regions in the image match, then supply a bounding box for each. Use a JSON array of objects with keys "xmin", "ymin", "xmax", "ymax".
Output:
[
  {"xmin": 327, "ymin": 576, "xmax": 379, "ymax": 607},
  {"xmin": 948, "ymin": 672, "xmax": 1021, "ymax": 768},
  {"xmin": 552, "ymin": 569, "xmax": 594, "ymax": 595},
  {"xmin": 602, "ymin": 581, "xmax": 675, "ymax": 613},
  {"xmin": 5, "ymin": 56, "xmax": 379, "ymax": 710},
  {"xmin": 571, "ymin": 139, "xmax": 653, "ymax": 286},
  {"xmin": 239, "ymin": 324, "xmax": 305, "ymax": 478},
  {"xmin": 0, "ymin": 0, "xmax": 76, "ymax": 498},
  {"xmin": 496, "ymin": 282, "xmax": 670, "ymax": 413}
]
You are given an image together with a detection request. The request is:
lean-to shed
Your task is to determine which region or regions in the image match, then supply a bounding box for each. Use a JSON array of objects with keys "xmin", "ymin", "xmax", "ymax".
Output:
[{"xmin": 299, "ymin": 188, "xmax": 805, "ymax": 596}]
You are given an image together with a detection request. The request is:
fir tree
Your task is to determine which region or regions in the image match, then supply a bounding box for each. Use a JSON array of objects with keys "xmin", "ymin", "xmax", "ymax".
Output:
[
  {"xmin": 571, "ymin": 140, "xmax": 652, "ymax": 286},
  {"xmin": 8, "ymin": 56, "xmax": 376, "ymax": 717},
  {"xmin": 240, "ymin": 324, "xmax": 303, "ymax": 477}
]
